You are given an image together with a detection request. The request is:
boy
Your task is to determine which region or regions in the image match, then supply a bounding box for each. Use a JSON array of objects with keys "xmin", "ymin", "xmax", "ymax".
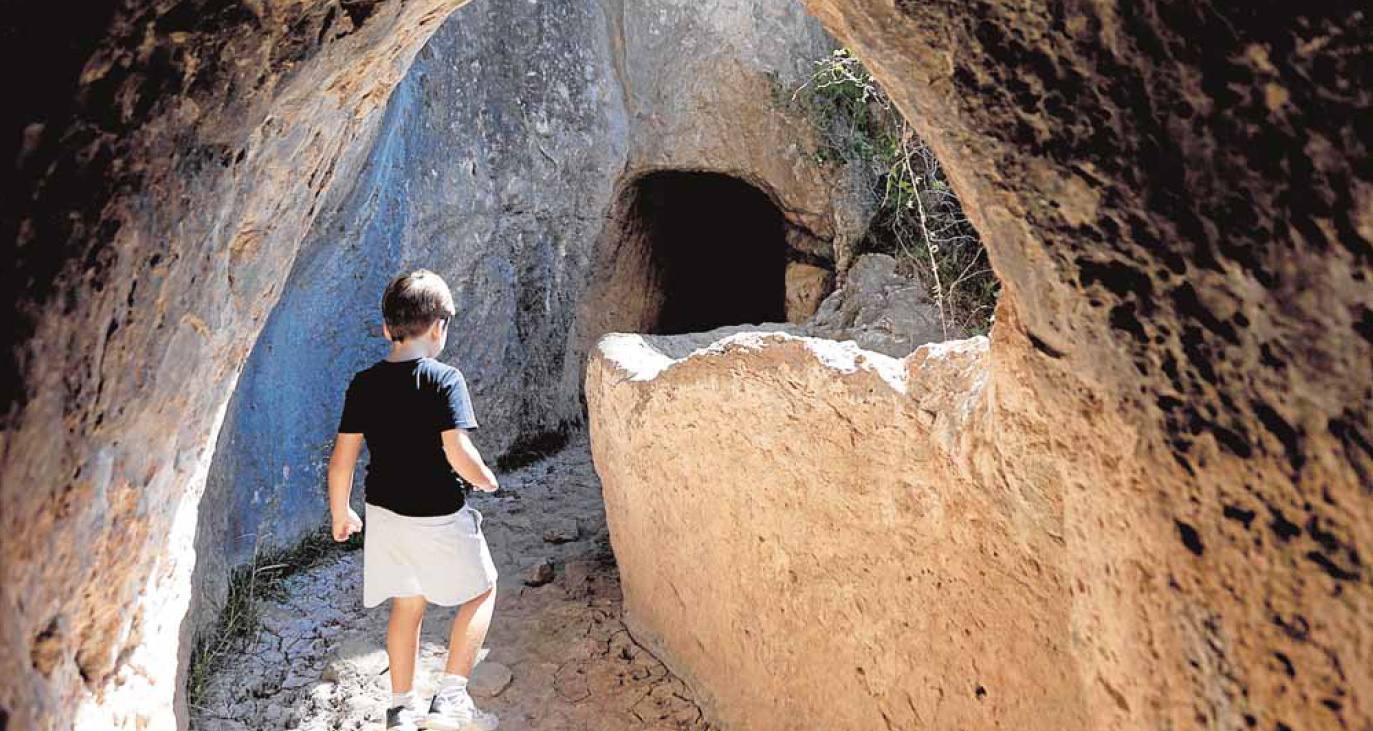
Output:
[{"xmin": 326, "ymin": 269, "xmax": 502, "ymax": 731}]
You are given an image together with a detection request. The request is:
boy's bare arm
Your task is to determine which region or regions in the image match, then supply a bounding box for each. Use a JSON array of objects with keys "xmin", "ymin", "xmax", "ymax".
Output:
[
  {"xmin": 440, "ymin": 428, "xmax": 499, "ymax": 492},
  {"xmin": 327, "ymin": 433, "xmax": 365, "ymax": 540}
]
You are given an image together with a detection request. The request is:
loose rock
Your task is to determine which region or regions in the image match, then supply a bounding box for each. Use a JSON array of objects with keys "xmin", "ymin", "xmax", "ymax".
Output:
[
  {"xmin": 541, "ymin": 519, "xmax": 580, "ymax": 544},
  {"xmin": 520, "ymin": 559, "xmax": 556, "ymax": 587},
  {"xmin": 321, "ymin": 634, "xmax": 388, "ymax": 683},
  {"xmin": 469, "ymin": 661, "xmax": 513, "ymax": 698}
]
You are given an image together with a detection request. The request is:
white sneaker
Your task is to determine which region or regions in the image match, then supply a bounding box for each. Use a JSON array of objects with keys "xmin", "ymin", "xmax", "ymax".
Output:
[
  {"xmin": 385, "ymin": 703, "xmax": 423, "ymax": 731},
  {"xmin": 422, "ymin": 686, "xmax": 498, "ymax": 731}
]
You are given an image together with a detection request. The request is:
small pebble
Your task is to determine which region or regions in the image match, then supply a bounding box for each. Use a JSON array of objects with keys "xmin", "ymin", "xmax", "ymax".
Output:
[
  {"xmin": 470, "ymin": 660, "xmax": 514, "ymax": 698},
  {"xmin": 520, "ymin": 559, "xmax": 556, "ymax": 586},
  {"xmin": 542, "ymin": 519, "xmax": 580, "ymax": 544}
]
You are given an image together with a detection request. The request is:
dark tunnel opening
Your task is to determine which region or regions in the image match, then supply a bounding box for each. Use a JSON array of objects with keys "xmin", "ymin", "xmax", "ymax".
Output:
[{"xmin": 631, "ymin": 171, "xmax": 788, "ymax": 334}]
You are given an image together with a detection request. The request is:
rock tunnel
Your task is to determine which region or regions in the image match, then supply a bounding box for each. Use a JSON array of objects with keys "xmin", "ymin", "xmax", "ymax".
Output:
[
  {"xmin": 633, "ymin": 171, "xmax": 789, "ymax": 334},
  {"xmin": 569, "ymin": 169, "xmax": 802, "ymax": 346},
  {"xmin": 2, "ymin": 1, "xmax": 1370, "ymax": 730}
]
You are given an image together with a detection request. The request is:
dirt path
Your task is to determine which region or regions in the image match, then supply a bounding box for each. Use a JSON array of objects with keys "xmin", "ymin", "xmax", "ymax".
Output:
[{"xmin": 191, "ymin": 435, "xmax": 713, "ymax": 731}]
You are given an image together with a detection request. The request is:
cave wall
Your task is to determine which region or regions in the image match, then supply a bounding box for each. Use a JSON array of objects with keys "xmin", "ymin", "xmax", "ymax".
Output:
[
  {"xmin": 796, "ymin": 2, "xmax": 1372, "ymax": 727},
  {"xmin": 2, "ymin": 3, "xmax": 473, "ymax": 728},
  {"xmin": 589, "ymin": 2, "xmax": 1372, "ymax": 729},
  {"xmin": 196, "ymin": 0, "xmax": 628, "ymax": 581}
]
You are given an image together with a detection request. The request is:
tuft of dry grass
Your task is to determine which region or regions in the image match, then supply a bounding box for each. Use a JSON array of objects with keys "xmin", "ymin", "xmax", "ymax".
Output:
[{"xmin": 185, "ymin": 525, "xmax": 362, "ymax": 709}]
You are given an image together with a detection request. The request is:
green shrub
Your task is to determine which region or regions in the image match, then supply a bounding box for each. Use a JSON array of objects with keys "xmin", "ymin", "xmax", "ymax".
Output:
[{"xmin": 792, "ymin": 49, "xmax": 998, "ymax": 337}]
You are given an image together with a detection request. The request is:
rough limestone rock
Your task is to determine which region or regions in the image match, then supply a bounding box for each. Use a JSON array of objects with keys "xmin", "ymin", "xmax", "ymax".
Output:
[
  {"xmin": 4, "ymin": 1, "xmax": 1369, "ymax": 730},
  {"xmin": 588, "ymin": 3, "xmax": 1373, "ymax": 731},
  {"xmin": 468, "ymin": 660, "xmax": 513, "ymax": 699},
  {"xmin": 797, "ymin": 2, "xmax": 1373, "ymax": 729},
  {"xmin": 3, "ymin": 3, "xmax": 472, "ymax": 729},
  {"xmin": 520, "ymin": 558, "xmax": 556, "ymax": 588},
  {"xmin": 321, "ymin": 634, "xmax": 388, "ymax": 685},
  {"xmin": 542, "ymin": 519, "xmax": 581, "ymax": 545},
  {"xmin": 590, "ymin": 332, "xmax": 1015, "ymax": 729},
  {"xmin": 809, "ymin": 253, "xmax": 945, "ymax": 355},
  {"xmin": 784, "ymin": 262, "xmax": 835, "ymax": 323}
]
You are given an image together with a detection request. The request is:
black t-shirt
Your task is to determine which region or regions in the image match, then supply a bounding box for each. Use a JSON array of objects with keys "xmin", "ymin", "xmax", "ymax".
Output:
[{"xmin": 337, "ymin": 357, "xmax": 478, "ymax": 516}]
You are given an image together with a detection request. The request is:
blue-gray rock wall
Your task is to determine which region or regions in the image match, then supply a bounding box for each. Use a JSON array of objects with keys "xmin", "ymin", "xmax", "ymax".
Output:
[{"xmin": 199, "ymin": 0, "xmax": 629, "ymax": 570}]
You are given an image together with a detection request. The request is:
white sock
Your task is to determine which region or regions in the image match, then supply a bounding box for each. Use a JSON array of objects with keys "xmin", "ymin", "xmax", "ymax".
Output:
[
  {"xmin": 437, "ymin": 673, "xmax": 469, "ymax": 697},
  {"xmin": 391, "ymin": 690, "xmax": 416, "ymax": 708}
]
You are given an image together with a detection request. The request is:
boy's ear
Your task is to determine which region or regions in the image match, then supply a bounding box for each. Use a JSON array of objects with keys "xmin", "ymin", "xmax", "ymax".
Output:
[
  {"xmin": 428, "ymin": 318, "xmax": 445, "ymax": 339},
  {"xmin": 381, "ymin": 322, "xmax": 392, "ymax": 341}
]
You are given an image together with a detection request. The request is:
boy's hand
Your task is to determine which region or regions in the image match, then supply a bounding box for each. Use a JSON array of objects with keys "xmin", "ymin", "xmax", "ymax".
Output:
[
  {"xmin": 332, "ymin": 507, "xmax": 363, "ymax": 542},
  {"xmin": 441, "ymin": 429, "xmax": 500, "ymax": 493}
]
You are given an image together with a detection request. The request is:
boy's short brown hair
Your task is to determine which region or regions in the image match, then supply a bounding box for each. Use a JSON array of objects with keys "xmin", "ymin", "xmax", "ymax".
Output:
[{"xmin": 381, "ymin": 269, "xmax": 456, "ymax": 342}]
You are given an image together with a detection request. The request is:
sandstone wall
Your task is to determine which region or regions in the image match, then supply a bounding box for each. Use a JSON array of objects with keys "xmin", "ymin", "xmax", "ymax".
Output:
[
  {"xmin": 588, "ymin": 331, "xmax": 1094, "ymax": 729},
  {"xmin": 3, "ymin": 3, "xmax": 471, "ymax": 728},
  {"xmin": 589, "ymin": 2, "xmax": 1373, "ymax": 730}
]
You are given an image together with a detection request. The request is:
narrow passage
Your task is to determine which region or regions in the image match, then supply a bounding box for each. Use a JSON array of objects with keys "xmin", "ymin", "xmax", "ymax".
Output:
[{"xmin": 192, "ymin": 436, "xmax": 713, "ymax": 731}]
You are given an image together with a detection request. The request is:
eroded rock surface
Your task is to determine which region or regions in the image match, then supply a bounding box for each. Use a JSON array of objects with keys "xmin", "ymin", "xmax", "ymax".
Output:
[
  {"xmin": 4, "ymin": 3, "xmax": 471, "ymax": 728},
  {"xmin": 809, "ymin": 253, "xmax": 945, "ymax": 355},
  {"xmin": 590, "ymin": 2, "xmax": 1373, "ymax": 729},
  {"xmin": 589, "ymin": 332, "xmax": 1084, "ymax": 730}
]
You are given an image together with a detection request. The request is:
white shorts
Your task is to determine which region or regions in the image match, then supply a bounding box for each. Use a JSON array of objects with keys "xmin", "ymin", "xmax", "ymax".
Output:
[{"xmin": 362, "ymin": 502, "xmax": 498, "ymax": 608}]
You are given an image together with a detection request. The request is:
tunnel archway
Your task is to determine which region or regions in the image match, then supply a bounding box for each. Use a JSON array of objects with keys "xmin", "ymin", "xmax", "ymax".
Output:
[
  {"xmin": 561, "ymin": 168, "xmax": 822, "ymax": 405},
  {"xmin": 572, "ymin": 169, "xmax": 799, "ymax": 343},
  {"xmin": 631, "ymin": 171, "xmax": 789, "ymax": 334}
]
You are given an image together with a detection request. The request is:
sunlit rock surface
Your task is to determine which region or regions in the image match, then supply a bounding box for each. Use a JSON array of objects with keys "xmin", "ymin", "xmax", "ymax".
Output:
[
  {"xmin": 3, "ymin": 2, "xmax": 471, "ymax": 728},
  {"xmin": 588, "ymin": 2, "xmax": 1373, "ymax": 729},
  {"xmin": 588, "ymin": 331, "xmax": 1088, "ymax": 730}
]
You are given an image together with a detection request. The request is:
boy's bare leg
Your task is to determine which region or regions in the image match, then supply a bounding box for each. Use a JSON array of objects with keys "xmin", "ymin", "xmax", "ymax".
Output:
[
  {"xmin": 444, "ymin": 587, "xmax": 496, "ymax": 676},
  {"xmin": 387, "ymin": 595, "xmax": 428, "ymax": 694}
]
